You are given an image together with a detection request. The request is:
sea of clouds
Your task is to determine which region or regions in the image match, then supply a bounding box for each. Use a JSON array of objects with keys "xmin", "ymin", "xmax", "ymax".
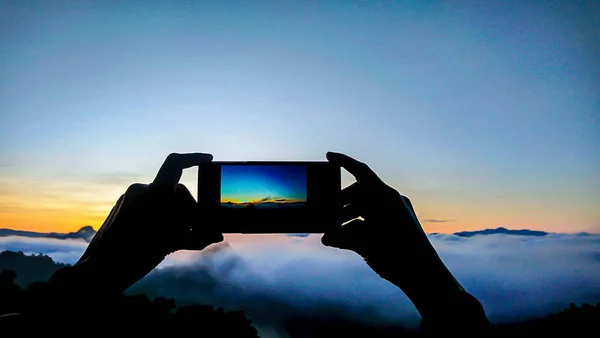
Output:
[{"xmin": 1, "ymin": 232, "xmax": 599, "ymax": 336}]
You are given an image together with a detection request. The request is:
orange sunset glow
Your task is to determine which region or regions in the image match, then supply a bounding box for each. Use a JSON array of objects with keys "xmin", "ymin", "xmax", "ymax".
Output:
[{"xmin": 1, "ymin": 170, "xmax": 597, "ymax": 234}]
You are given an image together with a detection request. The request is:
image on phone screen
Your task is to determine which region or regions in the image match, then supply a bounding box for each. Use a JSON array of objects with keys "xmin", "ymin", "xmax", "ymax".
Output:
[{"xmin": 220, "ymin": 165, "xmax": 307, "ymax": 209}]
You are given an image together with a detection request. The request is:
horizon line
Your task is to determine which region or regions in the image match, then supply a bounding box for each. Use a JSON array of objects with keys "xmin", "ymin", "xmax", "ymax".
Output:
[
  {"xmin": 0, "ymin": 226, "xmax": 598, "ymax": 236},
  {"xmin": 221, "ymin": 199, "xmax": 306, "ymax": 204}
]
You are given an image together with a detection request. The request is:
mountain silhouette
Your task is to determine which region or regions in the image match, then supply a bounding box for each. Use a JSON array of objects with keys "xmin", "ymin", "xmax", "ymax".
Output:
[
  {"xmin": 0, "ymin": 226, "xmax": 96, "ymax": 242},
  {"xmin": 452, "ymin": 227, "xmax": 549, "ymax": 237},
  {"xmin": 0, "ymin": 226, "xmax": 591, "ymax": 243}
]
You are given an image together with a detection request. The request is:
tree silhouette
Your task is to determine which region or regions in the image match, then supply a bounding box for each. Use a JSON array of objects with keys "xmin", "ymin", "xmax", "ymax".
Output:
[
  {"xmin": 0, "ymin": 251, "xmax": 67, "ymax": 287},
  {"xmin": 0, "ymin": 269, "xmax": 259, "ymax": 336}
]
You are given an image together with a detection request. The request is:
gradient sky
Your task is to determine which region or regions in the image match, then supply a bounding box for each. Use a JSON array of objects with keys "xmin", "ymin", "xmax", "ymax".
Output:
[
  {"xmin": 221, "ymin": 165, "xmax": 306, "ymax": 203},
  {"xmin": 0, "ymin": 1, "xmax": 598, "ymax": 233}
]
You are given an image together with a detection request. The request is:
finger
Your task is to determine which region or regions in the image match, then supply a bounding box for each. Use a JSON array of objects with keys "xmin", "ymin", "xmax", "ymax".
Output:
[
  {"xmin": 96, "ymin": 185, "xmax": 143, "ymax": 234},
  {"xmin": 173, "ymin": 183, "xmax": 197, "ymax": 220},
  {"xmin": 170, "ymin": 184, "xmax": 207, "ymax": 236},
  {"xmin": 122, "ymin": 183, "xmax": 150, "ymax": 205},
  {"xmin": 340, "ymin": 203, "xmax": 362, "ymax": 224},
  {"xmin": 101, "ymin": 193, "xmax": 127, "ymax": 231},
  {"xmin": 175, "ymin": 183, "xmax": 195, "ymax": 204},
  {"xmin": 79, "ymin": 191, "xmax": 129, "ymax": 261},
  {"xmin": 340, "ymin": 182, "xmax": 360, "ymax": 206},
  {"xmin": 153, "ymin": 152, "xmax": 213, "ymax": 188},
  {"xmin": 326, "ymin": 152, "xmax": 379, "ymax": 182},
  {"xmin": 321, "ymin": 218, "xmax": 364, "ymax": 250}
]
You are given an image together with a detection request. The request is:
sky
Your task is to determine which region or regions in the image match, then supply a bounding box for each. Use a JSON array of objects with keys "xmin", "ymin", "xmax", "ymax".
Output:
[
  {"xmin": 221, "ymin": 164, "xmax": 307, "ymax": 203},
  {"xmin": 0, "ymin": 1, "xmax": 598, "ymax": 233}
]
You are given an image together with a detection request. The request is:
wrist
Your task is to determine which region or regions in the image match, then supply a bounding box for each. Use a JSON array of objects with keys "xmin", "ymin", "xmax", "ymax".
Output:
[
  {"xmin": 387, "ymin": 259, "xmax": 489, "ymax": 329},
  {"xmin": 364, "ymin": 242, "xmax": 466, "ymax": 317},
  {"xmin": 418, "ymin": 289, "xmax": 491, "ymax": 333},
  {"xmin": 400, "ymin": 265, "xmax": 465, "ymax": 318}
]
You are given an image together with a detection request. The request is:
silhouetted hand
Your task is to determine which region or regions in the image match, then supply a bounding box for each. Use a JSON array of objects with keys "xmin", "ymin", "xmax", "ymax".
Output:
[
  {"xmin": 322, "ymin": 152, "xmax": 443, "ymax": 278},
  {"xmin": 53, "ymin": 153, "xmax": 223, "ymax": 295},
  {"xmin": 322, "ymin": 152, "xmax": 486, "ymax": 325}
]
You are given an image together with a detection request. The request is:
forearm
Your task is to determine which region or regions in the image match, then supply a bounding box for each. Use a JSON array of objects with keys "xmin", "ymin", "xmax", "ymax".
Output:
[
  {"xmin": 417, "ymin": 289, "xmax": 490, "ymax": 334},
  {"xmin": 367, "ymin": 239, "xmax": 490, "ymax": 333},
  {"xmin": 403, "ymin": 265, "xmax": 488, "ymax": 329}
]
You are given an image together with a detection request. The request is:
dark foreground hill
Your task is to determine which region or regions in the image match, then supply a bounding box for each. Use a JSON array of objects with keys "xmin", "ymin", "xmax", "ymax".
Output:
[
  {"xmin": 283, "ymin": 303, "xmax": 600, "ymax": 337},
  {"xmin": 0, "ymin": 251, "xmax": 68, "ymax": 287},
  {"xmin": 0, "ymin": 269, "xmax": 259, "ymax": 336},
  {"xmin": 1, "ymin": 251, "xmax": 598, "ymax": 337}
]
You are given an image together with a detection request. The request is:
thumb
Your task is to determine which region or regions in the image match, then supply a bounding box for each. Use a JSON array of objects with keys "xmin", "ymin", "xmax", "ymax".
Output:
[
  {"xmin": 171, "ymin": 203, "xmax": 223, "ymax": 251},
  {"xmin": 321, "ymin": 219, "xmax": 365, "ymax": 252},
  {"xmin": 169, "ymin": 185, "xmax": 223, "ymax": 252}
]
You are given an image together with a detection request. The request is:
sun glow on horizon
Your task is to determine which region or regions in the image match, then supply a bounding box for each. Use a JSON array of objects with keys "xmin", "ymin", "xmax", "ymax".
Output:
[
  {"xmin": 222, "ymin": 197, "xmax": 306, "ymax": 204},
  {"xmin": 0, "ymin": 173, "xmax": 597, "ymax": 234}
]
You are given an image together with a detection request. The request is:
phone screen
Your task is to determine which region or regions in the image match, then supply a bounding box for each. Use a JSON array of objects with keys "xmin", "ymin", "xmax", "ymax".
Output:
[{"xmin": 198, "ymin": 162, "xmax": 340, "ymax": 233}]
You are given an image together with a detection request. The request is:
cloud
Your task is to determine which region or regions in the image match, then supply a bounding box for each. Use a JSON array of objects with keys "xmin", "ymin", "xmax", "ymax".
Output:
[
  {"xmin": 1, "ymin": 232, "xmax": 600, "ymax": 336},
  {"xmin": 87, "ymin": 171, "xmax": 145, "ymax": 186},
  {"xmin": 422, "ymin": 219, "xmax": 452, "ymax": 223},
  {"xmin": 0, "ymin": 236, "xmax": 87, "ymax": 264}
]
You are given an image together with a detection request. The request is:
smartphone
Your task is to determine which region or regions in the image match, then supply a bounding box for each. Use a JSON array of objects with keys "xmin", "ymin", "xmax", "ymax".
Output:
[{"xmin": 197, "ymin": 161, "xmax": 341, "ymax": 233}]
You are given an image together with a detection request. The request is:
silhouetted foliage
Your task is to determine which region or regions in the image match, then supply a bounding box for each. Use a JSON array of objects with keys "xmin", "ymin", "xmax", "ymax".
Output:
[
  {"xmin": 283, "ymin": 304, "xmax": 600, "ymax": 337},
  {"xmin": 491, "ymin": 302, "xmax": 600, "ymax": 336},
  {"xmin": 284, "ymin": 316, "xmax": 420, "ymax": 337},
  {"xmin": 0, "ymin": 269, "xmax": 259, "ymax": 336},
  {"xmin": 0, "ymin": 270, "xmax": 23, "ymax": 315},
  {"xmin": 0, "ymin": 251, "xmax": 68, "ymax": 287}
]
